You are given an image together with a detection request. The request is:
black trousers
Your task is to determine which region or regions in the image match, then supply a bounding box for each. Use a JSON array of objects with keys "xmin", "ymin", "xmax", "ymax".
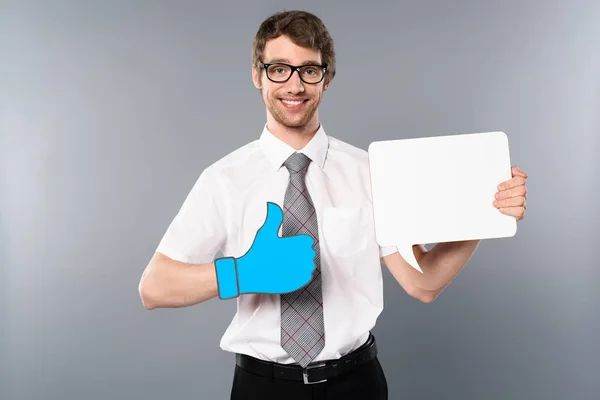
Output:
[{"xmin": 230, "ymin": 356, "xmax": 388, "ymax": 400}]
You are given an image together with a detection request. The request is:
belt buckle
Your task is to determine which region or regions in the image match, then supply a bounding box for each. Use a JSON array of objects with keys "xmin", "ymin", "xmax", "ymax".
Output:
[{"xmin": 302, "ymin": 362, "xmax": 328, "ymax": 384}]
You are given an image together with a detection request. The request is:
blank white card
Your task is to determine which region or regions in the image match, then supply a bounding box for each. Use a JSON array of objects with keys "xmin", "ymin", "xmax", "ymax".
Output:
[{"xmin": 368, "ymin": 131, "xmax": 517, "ymax": 272}]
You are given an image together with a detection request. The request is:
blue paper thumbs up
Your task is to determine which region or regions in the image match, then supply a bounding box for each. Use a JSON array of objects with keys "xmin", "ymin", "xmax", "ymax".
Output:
[{"xmin": 215, "ymin": 202, "xmax": 317, "ymax": 299}]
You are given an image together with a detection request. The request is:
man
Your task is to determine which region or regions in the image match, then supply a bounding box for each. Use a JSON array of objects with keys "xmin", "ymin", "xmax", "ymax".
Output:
[{"xmin": 138, "ymin": 10, "xmax": 528, "ymax": 400}]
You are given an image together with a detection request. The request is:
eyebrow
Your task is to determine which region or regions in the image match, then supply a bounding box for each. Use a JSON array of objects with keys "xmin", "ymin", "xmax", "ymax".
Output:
[{"xmin": 265, "ymin": 58, "xmax": 322, "ymax": 66}]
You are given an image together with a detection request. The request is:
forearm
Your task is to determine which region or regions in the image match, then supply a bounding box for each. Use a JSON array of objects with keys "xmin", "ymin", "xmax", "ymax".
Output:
[
  {"xmin": 139, "ymin": 254, "xmax": 219, "ymax": 309},
  {"xmin": 414, "ymin": 239, "xmax": 481, "ymax": 295}
]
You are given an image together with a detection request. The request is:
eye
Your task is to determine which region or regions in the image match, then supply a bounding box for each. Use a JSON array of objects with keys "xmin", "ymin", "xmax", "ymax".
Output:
[
  {"xmin": 268, "ymin": 64, "xmax": 291, "ymax": 76},
  {"xmin": 302, "ymin": 67, "xmax": 318, "ymax": 75}
]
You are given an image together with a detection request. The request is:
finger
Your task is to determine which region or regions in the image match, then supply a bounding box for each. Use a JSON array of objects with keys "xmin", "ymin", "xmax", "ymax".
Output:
[
  {"xmin": 494, "ymin": 196, "xmax": 526, "ymax": 208},
  {"xmin": 294, "ymin": 234, "xmax": 316, "ymax": 249},
  {"xmin": 513, "ymin": 171, "xmax": 528, "ymax": 178},
  {"xmin": 499, "ymin": 206, "xmax": 526, "ymax": 220},
  {"xmin": 495, "ymin": 184, "xmax": 527, "ymax": 200},
  {"xmin": 498, "ymin": 175, "xmax": 527, "ymax": 191},
  {"xmin": 512, "ymin": 166, "xmax": 528, "ymax": 178}
]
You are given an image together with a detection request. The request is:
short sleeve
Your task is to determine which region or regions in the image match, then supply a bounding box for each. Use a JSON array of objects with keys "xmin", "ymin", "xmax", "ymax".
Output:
[
  {"xmin": 379, "ymin": 245, "xmax": 398, "ymax": 258},
  {"xmin": 155, "ymin": 168, "xmax": 227, "ymax": 264}
]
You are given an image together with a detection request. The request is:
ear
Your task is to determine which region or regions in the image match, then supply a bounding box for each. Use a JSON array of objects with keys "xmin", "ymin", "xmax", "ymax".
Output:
[
  {"xmin": 252, "ymin": 66, "xmax": 262, "ymax": 90},
  {"xmin": 323, "ymin": 77, "xmax": 333, "ymax": 92}
]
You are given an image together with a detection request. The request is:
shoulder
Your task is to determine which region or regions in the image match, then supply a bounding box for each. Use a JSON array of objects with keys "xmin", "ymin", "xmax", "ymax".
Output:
[
  {"xmin": 324, "ymin": 134, "xmax": 374, "ymax": 200},
  {"xmin": 328, "ymin": 135, "xmax": 368, "ymax": 157},
  {"xmin": 327, "ymin": 135, "xmax": 369, "ymax": 167},
  {"xmin": 181, "ymin": 140, "xmax": 263, "ymax": 198},
  {"xmin": 202, "ymin": 139, "xmax": 263, "ymax": 178}
]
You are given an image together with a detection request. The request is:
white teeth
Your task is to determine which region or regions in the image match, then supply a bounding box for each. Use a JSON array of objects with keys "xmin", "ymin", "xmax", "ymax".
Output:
[{"xmin": 281, "ymin": 99, "xmax": 304, "ymax": 105}]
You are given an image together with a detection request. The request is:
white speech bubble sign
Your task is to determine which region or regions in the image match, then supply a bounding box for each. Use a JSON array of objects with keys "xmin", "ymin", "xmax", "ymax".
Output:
[{"xmin": 368, "ymin": 131, "xmax": 517, "ymax": 272}]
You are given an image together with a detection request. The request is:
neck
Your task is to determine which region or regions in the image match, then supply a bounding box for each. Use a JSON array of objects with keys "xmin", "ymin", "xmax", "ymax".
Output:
[{"xmin": 266, "ymin": 115, "xmax": 320, "ymax": 150}]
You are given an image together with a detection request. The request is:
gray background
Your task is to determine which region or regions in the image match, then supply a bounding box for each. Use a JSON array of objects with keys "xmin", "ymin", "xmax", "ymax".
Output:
[{"xmin": 1, "ymin": 0, "xmax": 599, "ymax": 399}]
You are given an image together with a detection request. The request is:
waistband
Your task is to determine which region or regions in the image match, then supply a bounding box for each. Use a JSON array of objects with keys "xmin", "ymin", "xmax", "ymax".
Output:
[{"xmin": 235, "ymin": 333, "xmax": 378, "ymax": 384}]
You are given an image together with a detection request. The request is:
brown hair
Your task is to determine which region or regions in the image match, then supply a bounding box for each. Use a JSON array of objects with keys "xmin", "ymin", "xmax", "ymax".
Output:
[{"xmin": 251, "ymin": 10, "xmax": 336, "ymax": 85}]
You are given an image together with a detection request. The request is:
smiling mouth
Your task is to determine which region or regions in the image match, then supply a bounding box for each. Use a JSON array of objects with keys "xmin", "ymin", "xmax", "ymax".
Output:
[{"xmin": 280, "ymin": 98, "xmax": 308, "ymax": 109}]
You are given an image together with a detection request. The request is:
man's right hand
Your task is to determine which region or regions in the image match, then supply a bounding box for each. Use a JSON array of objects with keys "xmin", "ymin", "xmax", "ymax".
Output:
[{"xmin": 214, "ymin": 202, "xmax": 317, "ymax": 299}]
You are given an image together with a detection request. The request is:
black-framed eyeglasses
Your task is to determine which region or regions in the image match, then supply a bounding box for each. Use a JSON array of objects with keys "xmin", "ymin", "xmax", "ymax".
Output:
[{"xmin": 261, "ymin": 62, "xmax": 328, "ymax": 84}]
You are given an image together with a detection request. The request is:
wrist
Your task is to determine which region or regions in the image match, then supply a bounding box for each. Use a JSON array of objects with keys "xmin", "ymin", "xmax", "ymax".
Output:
[{"xmin": 214, "ymin": 257, "xmax": 239, "ymax": 299}]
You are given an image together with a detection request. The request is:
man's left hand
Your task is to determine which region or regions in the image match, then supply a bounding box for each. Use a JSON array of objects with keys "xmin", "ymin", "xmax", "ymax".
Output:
[{"xmin": 494, "ymin": 166, "xmax": 528, "ymax": 221}]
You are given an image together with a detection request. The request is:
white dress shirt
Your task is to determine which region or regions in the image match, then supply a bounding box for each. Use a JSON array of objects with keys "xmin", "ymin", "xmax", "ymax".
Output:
[{"xmin": 156, "ymin": 124, "xmax": 398, "ymax": 364}]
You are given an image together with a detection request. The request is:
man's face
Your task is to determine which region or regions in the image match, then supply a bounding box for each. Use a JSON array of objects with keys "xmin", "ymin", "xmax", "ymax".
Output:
[{"xmin": 253, "ymin": 35, "xmax": 329, "ymax": 131}]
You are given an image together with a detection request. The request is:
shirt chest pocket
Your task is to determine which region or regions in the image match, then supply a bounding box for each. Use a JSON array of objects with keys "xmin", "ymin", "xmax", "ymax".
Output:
[{"xmin": 321, "ymin": 206, "xmax": 372, "ymax": 258}]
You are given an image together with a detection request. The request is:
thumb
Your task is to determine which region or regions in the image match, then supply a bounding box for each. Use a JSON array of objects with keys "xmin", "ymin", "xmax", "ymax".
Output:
[{"xmin": 256, "ymin": 202, "xmax": 283, "ymax": 239}]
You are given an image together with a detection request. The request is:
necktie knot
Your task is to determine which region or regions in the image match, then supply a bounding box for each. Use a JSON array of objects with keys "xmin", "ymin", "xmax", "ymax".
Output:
[{"xmin": 284, "ymin": 152, "xmax": 311, "ymax": 174}]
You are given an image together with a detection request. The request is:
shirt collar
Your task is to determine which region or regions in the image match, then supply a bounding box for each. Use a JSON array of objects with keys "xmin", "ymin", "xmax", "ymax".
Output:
[{"xmin": 259, "ymin": 123, "xmax": 329, "ymax": 171}]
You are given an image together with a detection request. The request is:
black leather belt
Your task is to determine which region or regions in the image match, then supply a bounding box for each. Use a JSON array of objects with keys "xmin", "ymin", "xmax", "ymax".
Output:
[{"xmin": 235, "ymin": 333, "xmax": 378, "ymax": 384}]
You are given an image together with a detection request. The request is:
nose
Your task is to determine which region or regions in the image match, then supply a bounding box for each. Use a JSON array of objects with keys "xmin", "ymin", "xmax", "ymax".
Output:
[{"xmin": 284, "ymin": 69, "xmax": 305, "ymax": 93}]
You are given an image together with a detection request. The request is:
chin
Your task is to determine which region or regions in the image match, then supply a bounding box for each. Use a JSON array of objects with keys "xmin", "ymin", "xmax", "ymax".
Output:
[
  {"xmin": 271, "ymin": 111, "xmax": 309, "ymax": 128},
  {"xmin": 280, "ymin": 116, "xmax": 314, "ymax": 129}
]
